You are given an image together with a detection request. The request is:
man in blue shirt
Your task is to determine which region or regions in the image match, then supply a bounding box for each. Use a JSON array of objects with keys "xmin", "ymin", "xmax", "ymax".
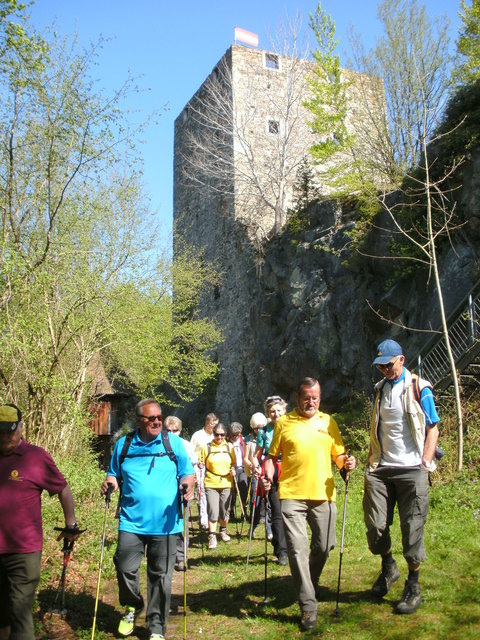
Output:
[
  {"xmin": 102, "ymin": 399, "xmax": 195, "ymax": 640},
  {"xmin": 363, "ymin": 340, "xmax": 440, "ymax": 615}
]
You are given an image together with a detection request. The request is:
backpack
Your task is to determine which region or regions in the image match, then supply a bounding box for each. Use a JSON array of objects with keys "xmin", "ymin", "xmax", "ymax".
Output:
[
  {"xmin": 204, "ymin": 442, "xmax": 233, "ymax": 478},
  {"xmin": 118, "ymin": 428, "xmax": 178, "ymax": 469},
  {"xmin": 411, "ymin": 373, "xmax": 432, "ymax": 405},
  {"xmin": 411, "ymin": 373, "xmax": 444, "ymax": 463}
]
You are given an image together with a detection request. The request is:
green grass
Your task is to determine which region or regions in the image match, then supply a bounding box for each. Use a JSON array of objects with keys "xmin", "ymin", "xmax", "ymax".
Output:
[{"xmin": 34, "ymin": 468, "xmax": 480, "ymax": 639}]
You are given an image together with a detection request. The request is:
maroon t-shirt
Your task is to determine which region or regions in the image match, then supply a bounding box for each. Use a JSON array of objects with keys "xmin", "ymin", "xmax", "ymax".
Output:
[{"xmin": 0, "ymin": 439, "xmax": 67, "ymax": 553}]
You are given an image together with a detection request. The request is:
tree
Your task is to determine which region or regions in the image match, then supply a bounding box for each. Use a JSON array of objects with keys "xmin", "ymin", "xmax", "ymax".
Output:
[
  {"xmin": 453, "ymin": 0, "xmax": 480, "ymax": 86},
  {"xmin": 0, "ymin": 4, "xmax": 221, "ymax": 457},
  {"xmin": 303, "ymin": 4, "xmax": 354, "ymax": 188},
  {"xmin": 340, "ymin": 0, "xmax": 452, "ymax": 192},
  {"xmin": 303, "ymin": 2, "xmax": 390, "ymax": 214},
  {"xmin": 305, "ymin": 0, "xmax": 465, "ymax": 469}
]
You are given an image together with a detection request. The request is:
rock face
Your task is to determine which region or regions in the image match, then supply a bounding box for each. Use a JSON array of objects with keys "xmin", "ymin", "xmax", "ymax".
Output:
[{"xmin": 178, "ymin": 152, "xmax": 480, "ymax": 429}]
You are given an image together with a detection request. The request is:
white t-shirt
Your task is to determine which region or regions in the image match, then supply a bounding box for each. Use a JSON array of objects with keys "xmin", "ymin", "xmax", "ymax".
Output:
[
  {"xmin": 190, "ymin": 428, "xmax": 214, "ymax": 458},
  {"xmin": 181, "ymin": 437, "xmax": 198, "ymax": 466},
  {"xmin": 379, "ymin": 380, "xmax": 422, "ymax": 467}
]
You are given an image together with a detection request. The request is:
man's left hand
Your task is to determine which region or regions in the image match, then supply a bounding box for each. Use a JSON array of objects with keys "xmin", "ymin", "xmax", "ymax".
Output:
[{"xmin": 55, "ymin": 524, "xmax": 85, "ymax": 542}]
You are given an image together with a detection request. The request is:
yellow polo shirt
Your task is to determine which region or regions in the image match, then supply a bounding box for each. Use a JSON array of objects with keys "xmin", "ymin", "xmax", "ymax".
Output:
[{"xmin": 269, "ymin": 409, "xmax": 345, "ymax": 501}]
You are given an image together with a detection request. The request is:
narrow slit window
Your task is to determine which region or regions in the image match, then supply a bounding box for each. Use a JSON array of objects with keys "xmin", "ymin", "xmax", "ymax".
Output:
[{"xmin": 268, "ymin": 119, "xmax": 280, "ymax": 134}]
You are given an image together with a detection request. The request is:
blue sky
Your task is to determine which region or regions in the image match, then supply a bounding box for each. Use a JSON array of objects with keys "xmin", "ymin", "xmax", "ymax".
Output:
[{"xmin": 29, "ymin": 1, "xmax": 462, "ymax": 243}]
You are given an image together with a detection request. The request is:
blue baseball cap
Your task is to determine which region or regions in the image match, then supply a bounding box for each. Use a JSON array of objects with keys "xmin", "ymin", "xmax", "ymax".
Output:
[{"xmin": 372, "ymin": 339, "xmax": 403, "ymax": 365}]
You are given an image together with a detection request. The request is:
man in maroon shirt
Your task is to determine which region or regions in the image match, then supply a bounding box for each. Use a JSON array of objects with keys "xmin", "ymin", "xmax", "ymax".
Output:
[{"xmin": 0, "ymin": 404, "xmax": 80, "ymax": 640}]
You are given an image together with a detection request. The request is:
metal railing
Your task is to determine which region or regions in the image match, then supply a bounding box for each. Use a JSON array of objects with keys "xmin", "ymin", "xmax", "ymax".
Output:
[{"xmin": 416, "ymin": 283, "xmax": 480, "ymax": 390}]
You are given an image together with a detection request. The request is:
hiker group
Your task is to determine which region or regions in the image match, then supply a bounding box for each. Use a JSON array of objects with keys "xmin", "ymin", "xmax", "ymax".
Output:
[{"xmin": 0, "ymin": 338, "xmax": 440, "ymax": 638}]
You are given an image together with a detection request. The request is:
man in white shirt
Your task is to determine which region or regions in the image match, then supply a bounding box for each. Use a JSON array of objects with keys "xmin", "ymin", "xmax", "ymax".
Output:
[{"xmin": 364, "ymin": 339, "xmax": 440, "ymax": 615}]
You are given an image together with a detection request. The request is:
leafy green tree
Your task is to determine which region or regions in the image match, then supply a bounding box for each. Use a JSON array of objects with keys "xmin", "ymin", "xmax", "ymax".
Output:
[
  {"xmin": 306, "ymin": 0, "xmax": 465, "ymax": 468},
  {"xmin": 0, "ymin": 3, "xmax": 221, "ymax": 457},
  {"xmin": 304, "ymin": 2, "xmax": 386, "ymax": 215},
  {"xmin": 304, "ymin": 4, "xmax": 351, "ymax": 164},
  {"xmin": 454, "ymin": 0, "xmax": 480, "ymax": 86}
]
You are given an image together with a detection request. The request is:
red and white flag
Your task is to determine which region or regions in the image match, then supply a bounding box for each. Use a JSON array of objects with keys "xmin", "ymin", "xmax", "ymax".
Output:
[{"xmin": 234, "ymin": 27, "xmax": 259, "ymax": 48}]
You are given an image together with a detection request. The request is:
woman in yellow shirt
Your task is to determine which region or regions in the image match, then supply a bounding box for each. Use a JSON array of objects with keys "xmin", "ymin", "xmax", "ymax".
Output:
[{"xmin": 198, "ymin": 423, "xmax": 236, "ymax": 549}]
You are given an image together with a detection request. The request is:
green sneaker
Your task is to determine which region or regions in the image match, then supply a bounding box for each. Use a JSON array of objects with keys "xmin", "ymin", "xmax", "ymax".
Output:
[{"xmin": 118, "ymin": 604, "xmax": 143, "ymax": 636}]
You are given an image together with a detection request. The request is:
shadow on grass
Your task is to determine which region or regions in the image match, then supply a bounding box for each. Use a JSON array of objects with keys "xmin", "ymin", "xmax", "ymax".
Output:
[{"xmin": 37, "ymin": 586, "xmax": 122, "ymax": 638}]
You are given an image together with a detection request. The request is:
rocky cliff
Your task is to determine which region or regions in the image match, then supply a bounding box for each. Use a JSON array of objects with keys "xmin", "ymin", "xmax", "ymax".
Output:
[{"xmin": 182, "ymin": 150, "xmax": 480, "ymax": 429}]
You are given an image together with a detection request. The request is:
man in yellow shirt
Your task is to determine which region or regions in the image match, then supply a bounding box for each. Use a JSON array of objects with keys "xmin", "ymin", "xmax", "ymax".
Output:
[{"xmin": 264, "ymin": 377, "xmax": 356, "ymax": 632}]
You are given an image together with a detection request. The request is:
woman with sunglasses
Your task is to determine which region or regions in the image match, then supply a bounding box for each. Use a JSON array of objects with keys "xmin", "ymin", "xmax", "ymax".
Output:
[{"xmin": 198, "ymin": 424, "xmax": 236, "ymax": 549}]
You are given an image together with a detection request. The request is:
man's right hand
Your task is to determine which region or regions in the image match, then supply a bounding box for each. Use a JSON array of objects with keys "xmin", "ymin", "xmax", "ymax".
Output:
[
  {"xmin": 261, "ymin": 475, "xmax": 272, "ymax": 492},
  {"xmin": 101, "ymin": 477, "xmax": 118, "ymax": 495}
]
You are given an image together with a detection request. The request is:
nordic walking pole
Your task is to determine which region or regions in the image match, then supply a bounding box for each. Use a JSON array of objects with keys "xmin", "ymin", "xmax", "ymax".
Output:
[
  {"xmin": 50, "ymin": 523, "xmax": 85, "ymax": 617},
  {"xmin": 91, "ymin": 482, "xmax": 113, "ymax": 639},
  {"xmin": 50, "ymin": 538, "xmax": 74, "ymax": 616},
  {"xmin": 232, "ymin": 471, "xmax": 246, "ymax": 521},
  {"xmin": 335, "ymin": 469, "xmax": 350, "ymax": 616},
  {"xmin": 263, "ymin": 491, "xmax": 270, "ymax": 604},
  {"xmin": 181, "ymin": 483, "xmax": 189, "ymax": 640},
  {"xmin": 246, "ymin": 475, "xmax": 259, "ymax": 571},
  {"xmin": 245, "ymin": 475, "xmax": 252, "ymax": 511}
]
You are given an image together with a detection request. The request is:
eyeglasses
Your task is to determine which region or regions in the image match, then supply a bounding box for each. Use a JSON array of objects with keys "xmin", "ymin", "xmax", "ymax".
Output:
[
  {"xmin": 214, "ymin": 433, "xmax": 226, "ymax": 437},
  {"xmin": 139, "ymin": 415, "xmax": 162, "ymax": 422},
  {"xmin": 377, "ymin": 357, "xmax": 400, "ymax": 371}
]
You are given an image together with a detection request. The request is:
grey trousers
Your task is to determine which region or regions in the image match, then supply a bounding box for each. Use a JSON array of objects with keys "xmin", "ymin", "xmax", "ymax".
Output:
[
  {"xmin": 281, "ymin": 499, "xmax": 337, "ymax": 613},
  {"xmin": 113, "ymin": 531, "xmax": 176, "ymax": 635},
  {"xmin": 363, "ymin": 465, "xmax": 429, "ymax": 565},
  {"xmin": 0, "ymin": 552, "xmax": 41, "ymax": 640},
  {"xmin": 205, "ymin": 487, "xmax": 231, "ymax": 523}
]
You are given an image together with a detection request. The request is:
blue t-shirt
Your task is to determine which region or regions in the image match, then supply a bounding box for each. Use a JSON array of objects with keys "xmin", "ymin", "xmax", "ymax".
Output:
[{"xmin": 108, "ymin": 431, "xmax": 194, "ymax": 535}]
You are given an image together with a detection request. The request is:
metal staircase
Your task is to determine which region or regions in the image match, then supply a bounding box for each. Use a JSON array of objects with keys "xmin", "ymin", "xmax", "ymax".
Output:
[{"xmin": 414, "ymin": 281, "xmax": 480, "ymax": 392}]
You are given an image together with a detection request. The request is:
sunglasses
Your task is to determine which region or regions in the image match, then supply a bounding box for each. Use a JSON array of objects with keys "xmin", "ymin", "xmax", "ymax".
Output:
[
  {"xmin": 266, "ymin": 395, "xmax": 282, "ymax": 404},
  {"xmin": 377, "ymin": 357, "xmax": 400, "ymax": 371},
  {"xmin": 139, "ymin": 415, "xmax": 162, "ymax": 422},
  {"xmin": 214, "ymin": 432, "xmax": 226, "ymax": 437}
]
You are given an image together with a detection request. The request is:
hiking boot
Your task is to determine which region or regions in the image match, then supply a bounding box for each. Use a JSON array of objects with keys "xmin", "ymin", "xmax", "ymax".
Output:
[
  {"xmin": 175, "ymin": 561, "xmax": 186, "ymax": 571},
  {"xmin": 219, "ymin": 528, "xmax": 231, "ymax": 542},
  {"xmin": 300, "ymin": 610, "xmax": 317, "ymax": 631},
  {"xmin": 267, "ymin": 530, "xmax": 273, "ymax": 541},
  {"xmin": 371, "ymin": 559, "xmax": 400, "ymax": 597},
  {"xmin": 150, "ymin": 635, "xmax": 165, "ymax": 640},
  {"xmin": 118, "ymin": 603, "xmax": 144, "ymax": 637},
  {"xmin": 395, "ymin": 580, "xmax": 422, "ymax": 614},
  {"xmin": 208, "ymin": 533, "xmax": 217, "ymax": 549},
  {"xmin": 277, "ymin": 553, "xmax": 288, "ymax": 566},
  {"xmin": 315, "ymin": 584, "xmax": 329, "ymax": 601}
]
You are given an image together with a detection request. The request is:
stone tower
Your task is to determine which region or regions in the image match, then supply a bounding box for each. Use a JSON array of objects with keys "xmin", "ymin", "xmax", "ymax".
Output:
[{"xmin": 173, "ymin": 44, "xmax": 381, "ymax": 422}]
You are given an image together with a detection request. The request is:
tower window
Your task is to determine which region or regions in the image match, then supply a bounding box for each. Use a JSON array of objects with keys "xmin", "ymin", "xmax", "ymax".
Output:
[
  {"xmin": 268, "ymin": 119, "xmax": 280, "ymax": 134},
  {"xmin": 264, "ymin": 53, "xmax": 280, "ymax": 70}
]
